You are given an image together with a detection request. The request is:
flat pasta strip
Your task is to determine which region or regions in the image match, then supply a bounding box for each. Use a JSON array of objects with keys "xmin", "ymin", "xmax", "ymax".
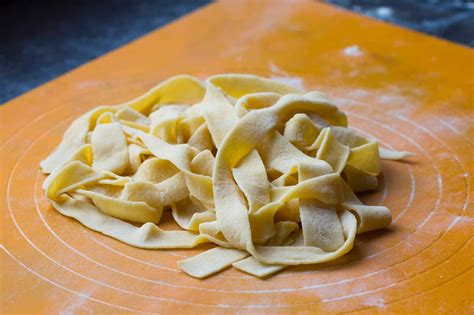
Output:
[
  {"xmin": 91, "ymin": 122, "xmax": 130, "ymax": 174},
  {"xmin": 40, "ymin": 74, "xmax": 413, "ymax": 279},
  {"xmin": 52, "ymin": 196, "xmax": 206, "ymax": 249},
  {"xmin": 178, "ymin": 247, "xmax": 248, "ymax": 278}
]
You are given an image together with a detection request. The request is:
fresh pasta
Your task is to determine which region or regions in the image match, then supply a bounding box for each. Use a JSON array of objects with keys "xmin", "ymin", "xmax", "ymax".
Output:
[{"xmin": 40, "ymin": 74, "xmax": 413, "ymax": 278}]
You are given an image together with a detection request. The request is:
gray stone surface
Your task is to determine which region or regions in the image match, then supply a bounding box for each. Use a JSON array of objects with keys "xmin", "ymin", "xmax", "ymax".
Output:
[
  {"xmin": 0, "ymin": 0, "xmax": 210, "ymax": 104},
  {"xmin": 1, "ymin": 0, "xmax": 472, "ymax": 104}
]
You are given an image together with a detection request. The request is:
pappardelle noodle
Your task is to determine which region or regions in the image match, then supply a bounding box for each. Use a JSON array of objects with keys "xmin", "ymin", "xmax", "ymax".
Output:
[{"xmin": 41, "ymin": 74, "xmax": 412, "ymax": 278}]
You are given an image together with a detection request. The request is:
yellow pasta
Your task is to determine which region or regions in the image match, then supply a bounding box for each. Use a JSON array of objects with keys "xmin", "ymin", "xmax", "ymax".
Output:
[{"xmin": 41, "ymin": 74, "xmax": 411, "ymax": 278}]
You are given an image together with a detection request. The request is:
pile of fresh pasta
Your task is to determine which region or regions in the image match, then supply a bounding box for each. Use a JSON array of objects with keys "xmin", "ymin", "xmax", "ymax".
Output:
[{"xmin": 41, "ymin": 74, "xmax": 412, "ymax": 278}]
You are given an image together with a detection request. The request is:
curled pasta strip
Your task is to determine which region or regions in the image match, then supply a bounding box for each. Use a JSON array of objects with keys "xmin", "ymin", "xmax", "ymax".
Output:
[{"xmin": 41, "ymin": 74, "xmax": 411, "ymax": 278}]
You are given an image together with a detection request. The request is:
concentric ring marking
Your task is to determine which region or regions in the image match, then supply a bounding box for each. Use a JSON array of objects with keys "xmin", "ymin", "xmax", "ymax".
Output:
[
  {"xmin": 29, "ymin": 109, "xmax": 461, "ymax": 300},
  {"xmin": 29, "ymin": 110, "xmax": 419, "ymax": 292},
  {"xmin": 2, "ymin": 98, "xmax": 466, "ymax": 312}
]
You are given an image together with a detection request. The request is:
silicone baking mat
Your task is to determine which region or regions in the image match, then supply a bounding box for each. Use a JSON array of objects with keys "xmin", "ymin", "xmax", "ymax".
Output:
[{"xmin": 1, "ymin": 1, "xmax": 473, "ymax": 313}]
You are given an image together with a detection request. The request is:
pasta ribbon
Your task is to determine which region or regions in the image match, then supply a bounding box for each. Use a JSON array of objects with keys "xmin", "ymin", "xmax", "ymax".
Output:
[{"xmin": 41, "ymin": 74, "xmax": 411, "ymax": 278}]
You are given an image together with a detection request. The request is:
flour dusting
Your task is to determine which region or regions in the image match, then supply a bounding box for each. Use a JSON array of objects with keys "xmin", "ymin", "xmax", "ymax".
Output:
[
  {"xmin": 379, "ymin": 95, "xmax": 395, "ymax": 104},
  {"xmin": 271, "ymin": 76, "xmax": 305, "ymax": 90},
  {"xmin": 60, "ymin": 291, "xmax": 93, "ymax": 315},
  {"xmin": 269, "ymin": 62, "xmax": 305, "ymax": 90},
  {"xmin": 343, "ymin": 45, "xmax": 363, "ymax": 57},
  {"xmin": 76, "ymin": 80, "xmax": 107, "ymax": 90},
  {"xmin": 333, "ymin": 85, "xmax": 420, "ymax": 115},
  {"xmin": 269, "ymin": 62, "xmax": 283, "ymax": 74},
  {"xmin": 346, "ymin": 89, "xmax": 370, "ymax": 99},
  {"xmin": 363, "ymin": 295, "xmax": 387, "ymax": 308}
]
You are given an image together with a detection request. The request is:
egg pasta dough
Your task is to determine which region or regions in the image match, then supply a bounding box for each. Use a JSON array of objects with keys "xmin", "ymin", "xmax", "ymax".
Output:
[{"xmin": 41, "ymin": 74, "xmax": 412, "ymax": 278}]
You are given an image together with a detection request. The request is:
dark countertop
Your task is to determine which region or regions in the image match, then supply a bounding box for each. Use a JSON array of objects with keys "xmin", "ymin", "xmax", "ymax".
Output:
[
  {"xmin": 327, "ymin": 0, "xmax": 474, "ymax": 47},
  {"xmin": 1, "ymin": 0, "xmax": 473, "ymax": 104}
]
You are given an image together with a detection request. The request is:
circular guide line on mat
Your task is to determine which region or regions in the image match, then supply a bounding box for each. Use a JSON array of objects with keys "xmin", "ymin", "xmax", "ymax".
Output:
[
  {"xmin": 8, "ymin": 112, "xmax": 462, "ymax": 304},
  {"xmin": 30, "ymin": 108, "xmax": 417, "ymax": 294},
  {"xmin": 2, "ymin": 84, "xmax": 470, "ymax": 311},
  {"xmin": 2, "ymin": 115, "xmax": 470, "ymax": 310},
  {"xmin": 28, "ymin": 103, "xmax": 414, "ymax": 293}
]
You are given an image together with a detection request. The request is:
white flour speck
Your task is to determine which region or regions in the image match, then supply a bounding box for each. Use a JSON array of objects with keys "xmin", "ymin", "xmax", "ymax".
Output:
[
  {"xmin": 268, "ymin": 62, "xmax": 305, "ymax": 90},
  {"xmin": 347, "ymin": 89, "xmax": 369, "ymax": 98},
  {"xmin": 379, "ymin": 95, "xmax": 397, "ymax": 103},
  {"xmin": 363, "ymin": 295, "xmax": 386, "ymax": 308},
  {"xmin": 343, "ymin": 45, "xmax": 363, "ymax": 57},
  {"xmin": 269, "ymin": 62, "xmax": 283, "ymax": 74},
  {"xmin": 270, "ymin": 76, "xmax": 305, "ymax": 90},
  {"xmin": 60, "ymin": 291, "xmax": 92, "ymax": 315}
]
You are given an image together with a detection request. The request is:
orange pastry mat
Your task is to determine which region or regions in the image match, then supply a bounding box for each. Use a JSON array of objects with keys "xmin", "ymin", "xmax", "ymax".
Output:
[{"xmin": 1, "ymin": 1, "xmax": 473, "ymax": 313}]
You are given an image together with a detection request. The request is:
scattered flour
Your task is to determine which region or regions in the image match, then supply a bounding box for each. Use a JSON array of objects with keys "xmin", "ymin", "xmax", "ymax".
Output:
[
  {"xmin": 270, "ymin": 76, "xmax": 305, "ymax": 91},
  {"xmin": 347, "ymin": 89, "xmax": 370, "ymax": 99},
  {"xmin": 269, "ymin": 62, "xmax": 283, "ymax": 75},
  {"xmin": 343, "ymin": 45, "xmax": 363, "ymax": 57},
  {"xmin": 76, "ymin": 81, "xmax": 107, "ymax": 90},
  {"xmin": 269, "ymin": 62, "xmax": 305, "ymax": 90},
  {"xmin": 379, "ymin": 95, "xmax": 399, "ymax": 104},
  {"xmin": 363, "ymin": 295, "xmax": 387, "ymax": 309},
  {"xmin": 332, "ymin": 84, "xmax": 421, "ymax": 115},
  {"xmin": 60, "ymin": 291, "xmax": 93, "ymax": 315}
]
